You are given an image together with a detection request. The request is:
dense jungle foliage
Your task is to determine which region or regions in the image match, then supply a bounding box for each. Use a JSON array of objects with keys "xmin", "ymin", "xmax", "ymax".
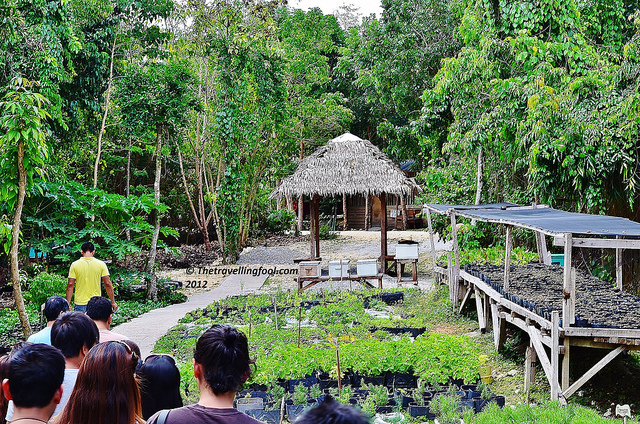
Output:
[{"xmin": 2, "ymin": 0, "xmax": 640, "ymax": 326}]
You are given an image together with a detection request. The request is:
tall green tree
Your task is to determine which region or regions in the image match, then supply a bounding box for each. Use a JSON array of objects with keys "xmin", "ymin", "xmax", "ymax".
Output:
[
  {"xmin": 0, "ymin": 78, "xmax": 51, "ymax": 338},
  {"xmin": 416, "ymin": 0, "xmax": 640, "ymax": 215},
  {"xmin": 336, "ymin": 0, "xmax": 461, "ymax": 162},
  {"xmin": 115, "ymin": 60, "xmax": 200, "ymax": 299}
]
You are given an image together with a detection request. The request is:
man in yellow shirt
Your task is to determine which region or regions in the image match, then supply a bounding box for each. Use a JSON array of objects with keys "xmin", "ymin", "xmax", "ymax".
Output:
[{"xmin": 66, "ymin": 242, "xmax": 118, "ymax": 313}]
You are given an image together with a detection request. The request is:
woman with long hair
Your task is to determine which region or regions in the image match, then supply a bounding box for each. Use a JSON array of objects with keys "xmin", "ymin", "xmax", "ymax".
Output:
[
  {"xmin": 54, "ymin": 341, "xmax": 144, "ymax": 424},
  {"xmin": 137, "ymin": 354, "xmax": 182, "ymax": 420}
]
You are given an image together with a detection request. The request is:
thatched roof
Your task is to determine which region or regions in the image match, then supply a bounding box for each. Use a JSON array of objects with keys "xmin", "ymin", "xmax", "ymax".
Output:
[{"xmin": 271, "ymin": 133, "xmax": 420, "ymax": 199}]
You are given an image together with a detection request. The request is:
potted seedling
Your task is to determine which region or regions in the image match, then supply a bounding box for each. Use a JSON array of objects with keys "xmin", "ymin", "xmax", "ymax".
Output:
[
  {"xmin": 286, "ymin": 383, "xmax": 311, "ymax": 422},
  {"xmin": 408, "ymin": 379, "xmax": 433, "ymax": 418},
  {"xmin": 431, "ymin": 387, "xmax": 463, "ymax": 424},
  {"xmin": 370, "ymin": 385, "xmax": 392, "ymax": 413}
]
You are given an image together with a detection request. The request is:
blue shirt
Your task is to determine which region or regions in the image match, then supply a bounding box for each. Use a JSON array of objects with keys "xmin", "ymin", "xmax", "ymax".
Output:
[{"xmin": 27, "ymin": 326, "xmax": 52, "ymax": 345}]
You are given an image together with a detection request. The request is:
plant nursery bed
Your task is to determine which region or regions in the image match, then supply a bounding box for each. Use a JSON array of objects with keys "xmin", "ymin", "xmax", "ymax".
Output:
[{"xmin": 466, "ymin": 263, "xmax": 640, "ymax": 328}]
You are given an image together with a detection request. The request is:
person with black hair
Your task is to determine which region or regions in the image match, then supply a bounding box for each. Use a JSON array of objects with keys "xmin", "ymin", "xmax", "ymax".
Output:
[
  {"xmin": 66, "ymin": 242, "xmax": 117, "ymax": 313},
  {"xmin": 137, "ymin": 354, "xmax": 183, "ymax": 419},
  {"xmin": 2, "ymin": 343, "xmax": 65, "ymax": 424},
  {"xmin": 296, "ymin": 397, "xmax": 370, "ymax": 424},
  {"xmin": 27, "ymin": 296, "xmax": 69, "ymax": 345},
  {"xmin": 146, "ymin": 324, "xmax": 260, "ymax": 424},
  {"xmin": 86, "ymin": 296, "xmax": 128, "ymax": 342},
  {"xmin": 48, "ymin": 312, "xmax": 99, "ymax": 418}
]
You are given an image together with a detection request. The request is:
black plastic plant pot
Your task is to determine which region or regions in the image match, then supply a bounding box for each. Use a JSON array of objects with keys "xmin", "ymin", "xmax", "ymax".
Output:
[
  {"xmin": 408, "ymin": 403, "xmax": 435, "ymax": 419},
  {"xmin": 385, "ymin": 372, "xmax": 416, "ymax": 388},
  {"xmin": 247, "ymin": 409, "xmax": 280, "ymax": 424},
  {"xmin": 288, "ymin": 375, "xmax": 318, "ymax": 392},
  {"xmin": 461, "ymin": 384, "xmax": 480, "ymax": 399},
  {"xmin": 474, "ymin": 398, "xmax": 489, "ymax": 413},
  {"xmin": 374, "ymin": 406, "xmax": 394, "ymax": 414},
  {"xmin": 458, "ymin": 399, "xmax": 476, "ymax": 413},
  {"xmin": 286, "ymin": 404, "xmax": 310, "ymax": 422},
  {"xmin": 494, "ymin": 395, "xmax": 506, "ymax": 407},
  {"xmin": 318, "ymin": 377, "xmax": 350, "ymax": 389},
  {"xmin": 351, "ymin": 372, "xmax": 362, "ymax": 387},
  {"xmin": 362, "ymin": 375, "xmax": 385, "ymax": 386}
]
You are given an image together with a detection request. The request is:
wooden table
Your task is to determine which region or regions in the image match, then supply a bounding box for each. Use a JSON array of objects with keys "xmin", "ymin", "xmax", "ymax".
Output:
[
  {"xmin": 297, "ymin": 267, "xmax": 383, "ymax": 292},
  {"xmin": 396, "ymin": 258, "xmax": 418, "ymax": 284}
]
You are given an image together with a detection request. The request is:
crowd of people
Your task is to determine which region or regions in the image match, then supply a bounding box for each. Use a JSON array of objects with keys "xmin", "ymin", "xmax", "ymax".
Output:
[{"xmin": 0, "ymin": 243, "xmax": 371, "ymax": 424}]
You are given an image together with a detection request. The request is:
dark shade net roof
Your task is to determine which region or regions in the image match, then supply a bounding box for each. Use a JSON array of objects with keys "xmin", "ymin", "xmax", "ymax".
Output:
[
  {"xmin": 425, "ymin": 204, "xmax": 640, "ymax": 237},
  {"xmin": 424, "ymin": 203, "xmax": 520, "ymax": 215}
]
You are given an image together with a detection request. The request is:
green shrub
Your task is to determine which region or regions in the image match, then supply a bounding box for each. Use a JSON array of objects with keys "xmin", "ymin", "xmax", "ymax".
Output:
[
  {"xmin": 471, "ymin": 400, "xmax": 632, "ymax": 424},
  {"xmin": 25, "ymin": 272, "xmax": 68, "ymax": 306},
  {"xmin": 319, "ymin": 222, "xmax": 336, "ymax": 240},
  {"xmin": 265, "ymin": 209, "xmax": 296, "ymax": 235}
]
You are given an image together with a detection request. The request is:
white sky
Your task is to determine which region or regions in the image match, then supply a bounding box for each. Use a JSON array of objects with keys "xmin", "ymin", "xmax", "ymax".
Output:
[{"xmin": 290, "ymin": 0, "xmax": 383, "ymax": 18}]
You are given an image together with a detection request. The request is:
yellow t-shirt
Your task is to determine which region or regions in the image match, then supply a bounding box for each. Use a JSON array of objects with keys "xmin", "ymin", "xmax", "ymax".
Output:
[{"xmin": 68, "ymin": 257, "xmax": 109, "ymax": 306}]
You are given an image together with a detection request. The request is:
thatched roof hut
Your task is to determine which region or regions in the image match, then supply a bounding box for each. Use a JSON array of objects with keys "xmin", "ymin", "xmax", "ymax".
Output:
[
  {"xmin": 271, "ymin": 133, "xmax": 420, "ymax": 274},
  {"xmin": 271, "ymin": 133, "xmax": 419, "ymax": 199}
]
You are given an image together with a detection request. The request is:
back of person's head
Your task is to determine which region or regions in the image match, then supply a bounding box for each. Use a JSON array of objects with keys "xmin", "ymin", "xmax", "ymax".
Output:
[
  {"xmin": 296, "ymin": 397, "xmax": 370, "ymax": 424},
  {"xmin": 80, "ymin": 242, "xmax": 95, "ymax": 253},
  {"xmin": 85, "ymin": 296, "xmax": 112, "ymax": 322},
  {"xmin": 123, "ymin": 340, "xmax": 142, "ymax": 373},
  {"xmin": 0, "ymin": 354, "xmax": 11, "ymax": 424},
  {"xmin": 59, "ymin": 341, "xmax": 142, "ymax": 424},
  {"xmin": 51, "ymin": 312, "xmax": 99, "ymax": 358},
  {"xmin": 44, "ymin": 296, "xmax": 69, "ymax": 322},
  {"xmin": 193, "ymin": 324, "xmax": 253, "ymax": 394},
  {"xmin": 4, "ymin": 343, "xmax": 65, "ymax": 408},
  {"xmin": 137, "ymin": 354, "xmax": 182, "ymax": 419}
]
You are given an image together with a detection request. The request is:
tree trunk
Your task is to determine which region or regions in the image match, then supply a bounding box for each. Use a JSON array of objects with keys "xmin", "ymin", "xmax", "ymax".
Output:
[
  {"xmin": 175, "ymin": 141, "xmax": 211, "ymax": 250},
  {"xmin": 93, "ymin": 36, "xmax": 117, "ymax": 190},
  {"xmin": 146, "ymin": 127, "xmax": 162, "ymax": 300},
  {"xmin": 11, "ymin": 141, "xmax": 31, "ymax": 338},
  {"xmin": 125, "ymin": 138, "xmax": 131, "ymax": 241},
  {"xmin": 475, "ymin": 146, "xmax": 483, "ymax": 205},
  {"xmin": 297, "ymin": 139, "xmax": 304, "ymax": 232}
]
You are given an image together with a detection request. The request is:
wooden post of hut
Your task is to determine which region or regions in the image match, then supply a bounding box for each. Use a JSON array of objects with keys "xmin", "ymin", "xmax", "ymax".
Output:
[
  {"xmin": 381, "ymin": 193, "xmax": 388, "ymax": 273},
  {"xmin": 400, "ymin": 195, "xmax": 407, "ymax": 230},
  {"xmin": 365, "ymin": 195, "xmax": 371, "ymax": 230},
  {"xmin": 343, "ymin": 193, "xmax": 347, "ymax": 230}
]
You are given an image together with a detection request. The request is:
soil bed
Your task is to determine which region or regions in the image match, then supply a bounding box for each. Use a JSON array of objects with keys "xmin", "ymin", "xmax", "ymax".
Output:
[{"xmin": 467, "ymin": 263, "xmax": 640, "ymax": 329}]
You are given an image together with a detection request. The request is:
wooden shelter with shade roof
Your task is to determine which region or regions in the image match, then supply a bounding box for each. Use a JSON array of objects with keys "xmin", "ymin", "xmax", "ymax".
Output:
[{"xmin": 270, "ymin": 132, "xmax": 419, "ymax": 275}]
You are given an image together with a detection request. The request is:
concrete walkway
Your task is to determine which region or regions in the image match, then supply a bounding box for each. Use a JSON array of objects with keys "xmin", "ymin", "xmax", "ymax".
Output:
[{"xmin": 112, "ymin": 274, "xmax": 267, "ymax": 358}]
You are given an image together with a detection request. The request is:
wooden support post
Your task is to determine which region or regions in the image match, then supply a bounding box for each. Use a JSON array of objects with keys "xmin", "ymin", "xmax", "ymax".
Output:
[
  {"xmin": 314, "ymin": 195, "xmax": 320, "ymax": 259},
  {"xmin": 616, "ymin": 235, "xmax": 623, "ymax": 291},
  {"xmin": 458, "ymin": 285, "xmax": 473, "ymax": 314},
  {"xmin": 491, "ymin": 301, "xmax": 506, "ymax": 351},
  {"xmin": 447, "ymin": 252, "xmax": 453, "ymax": 300},
  {"xmin": 483, "ymin": 292, "xmax": 490, "ymax": 329},
  {"xmin": 365, "ymin": 195, "xmax": 370, "ymax": 231},
  {"xmin": 532, "ymin": 203, "xmax": 550, "ymax": 265},
  {"xmin": 529, "ymin": 318, "xmax": 565, "ymax": 404},
  {"xmin": 563, "ymin": 233, "xmax": 574, "ymax": 326},
  {"xmin": 450, "ymin": 212, "xmax": 460, "ymax": 308},
  {"xmin": 380, "ymin": 193, "xmax": 388, "ymax": 273},
  {"xmin": 551, "ymin": 311, "xmax": 560, "ymax": 401},
  {"xmin": 427, "ymin": 209, "xmax": 437, "ymax": 275},
  {"xmin": 343, "ymin": 194, "xmax": 348, "ymax": 230},
  {"xmin": 562, "ymin": 336, "xmax": 570, "ymax": 391},
  {"xmin": 309, "ymin": 195, "xmax": 317, "ymax": 260},
  {"xmin": 504, "ymin": 225, "xmax": 513, "ymax": 292},
  {"xmin": 474, "ymin": 286, "xmax": 486, "ymax": 332},
  {"xmin": 562, "ymin": 346, "xmax": 626, "ymax": 399},
  {"xmin": 524, "ymin": 345, "xmax": 537, "ymax": 403}
]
